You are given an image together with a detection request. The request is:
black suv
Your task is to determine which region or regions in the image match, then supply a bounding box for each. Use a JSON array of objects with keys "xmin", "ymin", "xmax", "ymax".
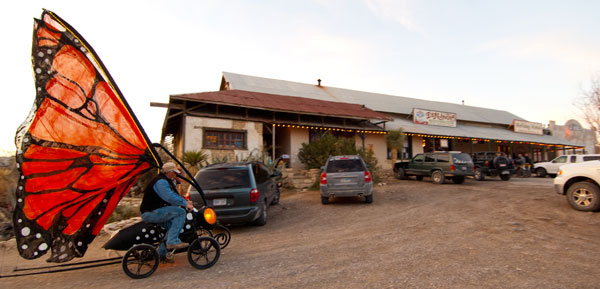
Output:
[
  {"xmin": 394, "ymin": 151, "xmax": 474, "ymax": 184},
  {"xmin": 188, "ymin": 161, "xmax": 280, "ymax": 226},
  {"xmin": 472, "ymin": 152, "xmax": 515, "ymax": 181}
]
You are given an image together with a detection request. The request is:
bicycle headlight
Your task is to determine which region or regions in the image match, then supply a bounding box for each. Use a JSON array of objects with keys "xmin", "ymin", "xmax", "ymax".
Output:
[{"xmin": 203, "ymin": 207, "xmax": 217, "ymax": 225}]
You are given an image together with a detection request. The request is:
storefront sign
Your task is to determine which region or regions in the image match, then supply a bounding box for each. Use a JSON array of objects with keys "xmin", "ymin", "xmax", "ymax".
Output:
[
  {"xmin": 413, "ymin": 108, "xmax": 457, "ymax": 127},
  {"xmin": 513, "ymin": 120, "xmax": 543, "ymax": 135}
]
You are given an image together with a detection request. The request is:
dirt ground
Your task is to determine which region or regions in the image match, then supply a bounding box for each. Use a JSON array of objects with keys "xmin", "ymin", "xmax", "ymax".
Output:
[{"xmin": 1, "ymin": 176, "xmax": 599, "ymax": 288}]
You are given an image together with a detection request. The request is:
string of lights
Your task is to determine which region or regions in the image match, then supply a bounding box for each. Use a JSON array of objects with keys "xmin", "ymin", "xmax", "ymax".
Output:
[
  {"xmin": 404, "ymin": 132, "xmax": 584, "ymax": 150},
  {"xmin": 270, "ymin": 125, "xmax": 583, "ymax": 150}
]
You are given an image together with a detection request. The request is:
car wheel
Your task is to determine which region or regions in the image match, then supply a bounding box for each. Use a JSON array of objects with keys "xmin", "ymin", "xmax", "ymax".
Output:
[
  {"xmin": 321, "ymin": 196, "xmax": 329, "ymax": 205},
  {"xmin": 271, "ymin": 187, "xmax": 280, "ymax": 205},
  {"xmin": 566, "ymin": 182, "xmax": 600, "ymax": 212},
  {"xmin": 364, "ymin": 194, "xmax": 373, "ymax": 203},
  {"xmin": 254, "ymin": 202, "xmax": 267, "ymax": 226},
  {"xmin": 396, "ymin": 168, "xmax": 406, "ymax": 180},
  {"xmin": 500, "ymin": 174, "xmax": 511, "ymax": 181},
  {"xmin": 536, "ymin": 168, "xmax": 547, "ymax": 178},
  {"xmin": 431, "ymin": 170, "xmax": 445, "ymax": 184},
  {"xmin": 452, "ymin": 176, "xmax": 465, "ymax": 184},
  {"xmin": 474, "ymin": 168, "xmax": 484, "ymax": 181},
  {"xmin": 416, "ymin": 175, "xmax": 424, "ymax": 181}
]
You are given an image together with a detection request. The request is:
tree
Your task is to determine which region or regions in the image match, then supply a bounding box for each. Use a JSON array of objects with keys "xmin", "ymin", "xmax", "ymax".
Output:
[
  {"xmin": 385, "ymin": 128, "xmax": 406, "ymax": 165},
  {"xmin": 575, "ymin": 73, "xmax": 600, "ymax": 141},
  {"xmin": 182, "ymin": 149, "xmax": 208, "ymax": 176}
]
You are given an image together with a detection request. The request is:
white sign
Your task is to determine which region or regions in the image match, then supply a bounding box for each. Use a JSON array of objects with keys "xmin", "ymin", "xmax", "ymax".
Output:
[
  {"xmin": 413, "ymin": 108, "xmax": 457, "ymax": 127},
  {"xmin": 513, "ymin": 120, "xmax": 544, "ymax": 135}
]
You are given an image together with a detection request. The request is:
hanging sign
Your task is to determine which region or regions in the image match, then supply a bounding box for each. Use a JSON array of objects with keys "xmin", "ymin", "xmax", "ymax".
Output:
[
  {"xmin": 513, "ymin": 120, "xmax": 543, "ymax": 135},
  {"xmin": 413, "ymin": 108, "xmax": 457, "ymax": 127}
]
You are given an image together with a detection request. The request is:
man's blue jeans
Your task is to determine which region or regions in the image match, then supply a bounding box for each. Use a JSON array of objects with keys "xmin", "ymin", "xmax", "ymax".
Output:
[{"xmin": 141, "ymin": 206, "xmax": 186, "ymax": 257}]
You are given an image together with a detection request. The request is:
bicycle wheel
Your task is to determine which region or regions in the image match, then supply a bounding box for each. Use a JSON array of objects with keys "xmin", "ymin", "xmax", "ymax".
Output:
[
  {"xmin": 187, "ymin": 237, "xmax": 221, "ymax": 269},
  {"xmin": 122, "ymin": 244, "xmax": 159, "ymax": 279}
]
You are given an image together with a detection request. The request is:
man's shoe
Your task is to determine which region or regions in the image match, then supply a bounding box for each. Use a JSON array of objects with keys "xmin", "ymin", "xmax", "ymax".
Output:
[{"xmin": 166, "ymin": 242, "xmax": 188, "ymax": 250}]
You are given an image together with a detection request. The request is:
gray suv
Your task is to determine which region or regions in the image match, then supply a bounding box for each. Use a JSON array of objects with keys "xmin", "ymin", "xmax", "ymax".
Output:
[
  {"xmin": 320, "ymin": 155, "xmax": 373, "ymax": 204},
  {"xmin": 188, "ymin": 161, "xmax": 280, "ymax": 226}
]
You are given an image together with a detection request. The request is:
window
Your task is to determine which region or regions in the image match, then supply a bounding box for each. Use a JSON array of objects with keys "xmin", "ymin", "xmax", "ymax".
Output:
[
  {"xmin": 553, "ymin": 156, "xmax": 567, "ymax": 163},
  {"xmin": 253, "ymin": 163, "xmax": 271, "ymax": 184},
  {"xmin": 435, "ymin": 154, "xmax": 449, "ymax": 163},
  {"xmin": 203, "ymin": 129, "xmax": 246, "ymax": 149},
  {"xmin": 413, "ymin": 154, "xmax": 424, "ymax": 162},
  {"xmin": 424, "ymin": 154, "xmax": 436, "ymax": 162},
  {"xmin": 583, "ymin": 156, "xmax": 600, "ymax": 161},
  {"xmin": 326, "ymin": 159, "xmax": 365, "ymax": 173},
  {"xmin": 195, "ymin": 169, "xmax": 250, "ymax": 190}
]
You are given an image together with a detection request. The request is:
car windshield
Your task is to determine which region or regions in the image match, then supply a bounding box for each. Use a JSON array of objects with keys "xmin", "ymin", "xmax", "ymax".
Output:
[
  {"xmin": 196, "ymin": 168, "xmax": 251, "ymax": 190},
  {"xmin": 452, "ymin": 153, "xmax": 472, "ymax": 164},
  {"xmin": 326, "ymin": 159, "xmax": 365, "ymax": 173}
]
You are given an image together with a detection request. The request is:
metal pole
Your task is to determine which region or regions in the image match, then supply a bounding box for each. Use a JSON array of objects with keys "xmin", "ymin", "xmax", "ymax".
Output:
[{"xmin": 272, "ymin": 124, "xmax": 276, "ymax": 161}]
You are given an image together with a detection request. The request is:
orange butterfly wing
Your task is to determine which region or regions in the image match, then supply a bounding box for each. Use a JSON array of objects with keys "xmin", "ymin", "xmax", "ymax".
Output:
[{"xmin": 13, "ymin": 10, "xmax": 159, "ymax": 262}]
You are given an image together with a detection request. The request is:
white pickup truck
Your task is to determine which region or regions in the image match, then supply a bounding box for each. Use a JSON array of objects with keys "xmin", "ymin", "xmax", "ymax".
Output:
[
  {"xmin": 553, "ymin": 160, "xmax": 600, "ymax": 211},
  {"xmin": 534, "ymin": 154, "xmax": 600, "ymax": 177}
]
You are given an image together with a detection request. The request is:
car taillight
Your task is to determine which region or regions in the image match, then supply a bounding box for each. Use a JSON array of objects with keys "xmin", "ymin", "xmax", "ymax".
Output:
[
  {"xmin": 250, "ymin": 188, "xmax": 259, "ymax": 202},
  {"xmin": 320, "ymin": 173, "xmax": 327, "ymax": 185},
  {"xmin": 450, "ymin": 165, "xmax": 455, "ymax": 171},
  {"xmin": 484, "ymin": 161, "xmax": 489, "ymax": 166},
  {"xmin": 365, "ymin": 171, "xmax": 372, "ymax": 183}
]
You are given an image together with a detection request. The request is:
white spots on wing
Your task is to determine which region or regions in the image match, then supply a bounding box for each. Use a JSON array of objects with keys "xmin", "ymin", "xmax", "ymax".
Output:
[
  {"xmin": 35, "ymin": 68, "xmax": 41, "ymax": 74},
  {"xmin": 77, "ymin": 242, "xmax": 83, "ymax": 247},
  {"xmin": 34, "ymin": 251, "xmax": 38, "ymax": 256},
  {"xmin": 136, "ymin": 236, "xmax": 140, "ymax": 240},
  {"xmin": 103, "ymin": 199, "xmax": 108, "ymax": 203},
  {"xmin": 144, "ymin": 234, "xmax": 149, "ymax": 238},
  {"xmin": 142, "ymin": 228, "xmax": 146, "ymax": 233},
  {"xmin": 185, "ymin": 224, "xmax": 191, "ymax": 230},
  {"xmin": 186, "ymin": 213, "xmax": 193, "ymax": 220},
  {"xmin": 38, "ymin": 243, "xmax": 48, "ymax": 251},
  {"xmin": 23, "ymin": 138, "xmax": 29, "ymax": 143},
  {"xmin": 47, "ymin": 49, "xmax": 52, "ymax": 54},
  {"xmin": 17, "ymin": 198, "xmax": 22, "ymax": 203},
  {"xmin": 22, "ymin": 244, "xmax": 28, "ymax": 250},
  {"xmin": 17, "ymin": 219, "xmax": 22, "ymax": 223},
  {"xmin": 21, "ymin": 227, "xmax": 30, "ymax": 236},
  {"xmin": 150, "ymin": 229, "xmax": 155, "ymax": 234},
  {"xmin": 36, "ymin": 233, "xmax": 41, "ymax": 239},
  {"xmin": 38, "ymin": 52, "xmax": 44, "ymax": 57},
  {"xmin": 59, "ymin": 254, "xmax": 68, "ymax": 260},
  {"xmin": 97, "ymin": 211, "xmax": 102, "ymax": 215},
  {"xmin": 86, "ymin": 224, "xmax": 90, "ymax": 228},
  {"xmin": 60, "ymin": 245, "xmax": 66, "ymax": 252}
]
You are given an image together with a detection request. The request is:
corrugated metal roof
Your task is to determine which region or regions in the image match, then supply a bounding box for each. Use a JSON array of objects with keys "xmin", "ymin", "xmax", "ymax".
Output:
[
  {"xmin": 171, "ymin": 90, "xmax": 392, "ymax": 121},
  {"xmin": 222, "ymin": 72, "xmax": 526, "ymax": 125},
  {"xmin": 386, "ymin": 118, "xmax": 580, "ymax": 146}
]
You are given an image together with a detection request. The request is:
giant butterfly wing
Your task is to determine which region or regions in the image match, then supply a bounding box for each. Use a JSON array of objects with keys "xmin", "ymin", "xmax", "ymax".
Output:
[{"xmin": 13, "ymin": 10, "xmax": 160, "ymax": 263}]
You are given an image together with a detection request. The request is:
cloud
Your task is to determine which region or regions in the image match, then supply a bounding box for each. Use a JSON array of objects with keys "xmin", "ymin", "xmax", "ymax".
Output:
[
  {"xmin": 364, "ymin": 0, "xmax": 423, "ymax": 33},
  {"xmin": 476, "ymin": 31, "xmax": 600, "ymax": 71}
]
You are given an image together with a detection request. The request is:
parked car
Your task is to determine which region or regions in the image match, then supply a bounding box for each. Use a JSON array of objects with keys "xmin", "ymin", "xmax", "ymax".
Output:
[
  {"xmin": 188, "ymin": 161, "xmax": 281, "ymax": 226},
  {"xmin": 472, "ymin": 151, "xmax": 515, "ymax": 181},
  {"xmin": 534, "ymin": 154, "xmax": 600, "ymax": 178},
  {"xmin": 394, "ymin": 151, "xmax": 474, "ymax": 184},
  {"xmin": 320, "ymin": 155, "xmax": 373, "ymax": 204},
  {"xmin": 553, "ymin": 160, "xmax": 600, "ymax": 211}
]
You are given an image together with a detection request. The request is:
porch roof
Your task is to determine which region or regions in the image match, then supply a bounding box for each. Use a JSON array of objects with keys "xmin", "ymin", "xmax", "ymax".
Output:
[{"xmin": 171, "ymin": 90, "xmax": 392, "ymax": 121}]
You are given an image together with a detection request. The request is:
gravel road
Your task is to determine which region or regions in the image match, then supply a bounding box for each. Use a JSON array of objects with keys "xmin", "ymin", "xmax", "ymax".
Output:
[{"xmin": 1, "ymin": 177, "xmax": 599, "ymax": 288}]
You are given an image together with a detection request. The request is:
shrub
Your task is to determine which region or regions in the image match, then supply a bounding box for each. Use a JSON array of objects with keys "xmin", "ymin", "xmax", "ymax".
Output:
[{"xmin": 297, "ymin": 132, "xmax": 380, "ymax": 183}]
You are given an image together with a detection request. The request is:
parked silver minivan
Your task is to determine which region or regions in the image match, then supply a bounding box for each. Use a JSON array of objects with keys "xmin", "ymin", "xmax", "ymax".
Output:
[{"xmin": 320, "ymin": 155, "xmax": 373, "ymax": 204}]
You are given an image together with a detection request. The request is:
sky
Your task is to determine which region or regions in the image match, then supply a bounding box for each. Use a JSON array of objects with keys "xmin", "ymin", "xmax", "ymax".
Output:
[{"xmin": 1, "ymin": 0, "xmax": 599, "ymax": 154}]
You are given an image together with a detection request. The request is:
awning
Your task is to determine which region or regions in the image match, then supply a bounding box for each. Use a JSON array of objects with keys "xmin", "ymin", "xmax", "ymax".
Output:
[{"xmin": 387, "ymin": 118, "xmax": 584, "ymax": 147}]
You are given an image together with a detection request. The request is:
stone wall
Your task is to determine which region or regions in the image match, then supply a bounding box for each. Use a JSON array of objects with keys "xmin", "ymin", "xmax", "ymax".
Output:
[{"xmin": 282, "ymin": 168, "xmax": 321, "ymax": 189}]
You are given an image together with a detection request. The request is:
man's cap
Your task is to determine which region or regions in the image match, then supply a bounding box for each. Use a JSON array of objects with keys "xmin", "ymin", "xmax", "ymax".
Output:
[{"xmin": 161, "ymin": 162, "xmax": 182, "ymax": 174}]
